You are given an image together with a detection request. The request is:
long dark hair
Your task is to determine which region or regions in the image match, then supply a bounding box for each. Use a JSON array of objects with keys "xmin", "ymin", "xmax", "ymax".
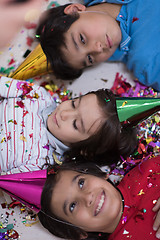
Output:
[
  {"xmin": 38, "ymin": 157, "xmax": 110, "ymax": 240},
  {"xmin": 67, "ymin": 89, "xmax": 137, "ymax": 166},
  {"xmin": 36, "ymin": 4, "xmax": 83, "ymax": 80}
]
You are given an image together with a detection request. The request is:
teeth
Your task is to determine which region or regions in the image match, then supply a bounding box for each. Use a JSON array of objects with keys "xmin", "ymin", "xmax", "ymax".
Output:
[{"xmin": 96, "ymin": 193, "xmax": 104, "ymax": 215}]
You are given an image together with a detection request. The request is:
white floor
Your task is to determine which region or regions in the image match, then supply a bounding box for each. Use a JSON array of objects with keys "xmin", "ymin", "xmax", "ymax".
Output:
[{"xmin": 0, "ymin": 0, "xmax": 135, "ymax": 239}]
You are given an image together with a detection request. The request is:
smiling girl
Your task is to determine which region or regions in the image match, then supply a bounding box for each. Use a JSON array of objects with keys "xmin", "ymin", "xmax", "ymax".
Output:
[{"xmin": 38, "ymin": 155, "xmax": 160, "ymax": 240}]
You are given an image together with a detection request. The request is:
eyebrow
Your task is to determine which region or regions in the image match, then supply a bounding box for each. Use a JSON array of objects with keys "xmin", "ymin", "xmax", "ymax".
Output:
[
  {"xmin": 71, "ymin": 33, "xmax": 88, "ymax": 68},
  {"xmin": 71, "ymin": 33, "xmax": 79, "ymax": 50},
  {"xmin": 63, "ymin": 174, "xmax": 82, "ymax": 216},
  {"xmin": 78, "ymin": 96, "xmax": 85, "ymax": 133}
]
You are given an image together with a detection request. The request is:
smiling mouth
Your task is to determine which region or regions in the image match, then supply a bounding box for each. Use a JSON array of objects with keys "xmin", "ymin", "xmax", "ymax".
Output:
[{"xmin": 95, "ymin": 191, "xmax": 105, "ymax": 216}]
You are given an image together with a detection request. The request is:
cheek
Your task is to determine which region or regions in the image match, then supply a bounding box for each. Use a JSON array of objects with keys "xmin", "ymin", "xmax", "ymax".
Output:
[
  {"xmin": 95, "ymin": 53, "xmax": 111, "ymax": 63},
  {"xmin": 75, "ymin": 210, "xmax": 90, "ymax": 226},
  {"xmin": 62, "ymin": 129, "xmax": 78, "ymax": 143},
  {"xmin": 88, "ymin": 29, "xmax": 103, "ymax": 39},
  {"xmin": 76, "ymin": 212, "xmax": 103, "ymax": 233}
]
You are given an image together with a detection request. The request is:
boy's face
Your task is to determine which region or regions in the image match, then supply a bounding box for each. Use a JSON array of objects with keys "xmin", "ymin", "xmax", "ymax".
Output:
[
  {"xmin": 62, "ymin": 11, "xmax": 122, "ymax": 69},
  {"xmin": 51, "ymin": 170, "xmax": 122, "ymax": 233},
  {"xmin": 47, "ymin": 94, "xmax": 103, "ymax": 145}
]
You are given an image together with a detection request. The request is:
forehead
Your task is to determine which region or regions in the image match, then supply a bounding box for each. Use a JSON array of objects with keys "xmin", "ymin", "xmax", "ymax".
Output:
[
  {"xmin": 51, "ymin": 170, "xmax": 79, "ymax": 211},
  {"xmin": 80, "ymin": 94, "xmax": 103, "ymax": 133},
  {"xmin": 80, "ymin": 93, "xmax": 100, "ymax": 109},
  {"xmin": 52, "ymin": 170, "xmax": 75, "ymax": 194},
  {"xmin": 81, "ymin": 93, "xmax": 96, "ymax": 104},
  {"xmin": 62, "ymin": 35, "xmax": 85, "ymax": 69}
]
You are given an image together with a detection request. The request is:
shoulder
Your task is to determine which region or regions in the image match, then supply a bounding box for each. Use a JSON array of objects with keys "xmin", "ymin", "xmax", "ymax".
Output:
[
  {"xmin": 85, "ymin": 0, "xmax": 133, "ymax": 7},
  {"xmin": 124, "ymin": 157, "xmax": 160, "ymax": 183}
]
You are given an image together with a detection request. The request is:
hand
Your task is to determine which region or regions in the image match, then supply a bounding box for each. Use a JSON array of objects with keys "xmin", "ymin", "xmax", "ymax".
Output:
[
  {"xmin": 153, "ymin": 198, "xmax": 160, "ymax": 239},
  {"xmin": 0, "ymin": 0, "xmax": 43, "ymax": 49}
]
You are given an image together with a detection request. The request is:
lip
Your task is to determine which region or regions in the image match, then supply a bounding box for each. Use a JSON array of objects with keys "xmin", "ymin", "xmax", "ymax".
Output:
[
  {"xmin": 94, "ymin": 191, "xmax": 106, "ymax": 216},
  {"xmin": 105, "ymin": 35, "xmax": 112, "ymax": 49},
  {"xmin": 53, "ymin": 113, "xmax": 59, "ymax": 127}
]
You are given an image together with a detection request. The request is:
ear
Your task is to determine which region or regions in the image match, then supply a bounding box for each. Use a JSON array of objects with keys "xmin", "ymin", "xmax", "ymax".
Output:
[
  {"xmin": 105, "ymin": 174, "xmax": 109, "ymax": 180},
  {"xmin": 80, "ymin": 232, "xmax": 88, "ymax": 239},
  {"xmin": 64, "ymin": 3, "xmax": 86, "ymax": 15},
  {"xmin": 103, "ymin": 173, "xmax": 109, "ymax": 181}
]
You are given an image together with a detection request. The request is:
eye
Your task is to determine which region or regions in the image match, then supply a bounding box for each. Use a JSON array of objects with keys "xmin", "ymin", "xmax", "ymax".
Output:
[
  {"xmin": 87, "ymin": 54, "xmax": 93, "ymax": 64},
  {"xmin": 72, "ymin": 100, "xmax": 78, "ymax": 130},
  {"xmin": 72, "ymin": 100, "xmax": 75, "ymax": 109},
  {"xmin": 69, "ymin": 202, "xmax": 76, "ymax": 213},
  {"xmin": 78, "ymin": 178, "xmax": 85, "ymax": 189},
  {"xmin": 80, "ymin": 34, "xmax": 85, "ymax": 44},
  {"xmin": 73, "ymin": 119, "xmax": 78, "ymax": 130}
]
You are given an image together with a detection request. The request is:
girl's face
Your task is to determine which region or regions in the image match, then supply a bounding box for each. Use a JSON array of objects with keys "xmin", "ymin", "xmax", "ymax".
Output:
[
  {"xmin": 62, "ymin": 10, "xmax": 121, "ymax": 69},
  {"xmin": 47, "ymin": 94, "xmax": 104, "ymax": 145},
  {"xmin": 51, "ymin": 170, "xmax": 123, "ymax": 233}
]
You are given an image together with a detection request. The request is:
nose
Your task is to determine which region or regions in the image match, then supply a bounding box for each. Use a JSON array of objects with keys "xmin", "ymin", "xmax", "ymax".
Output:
[
  {"xmin": 94, "ymin": 41, "xmax": 103, "ymax": 53},
  {"xmin": 60, "ymin": 109, "xmax": 75, "ymax": 121},
  {"xmin": 82, "ymin": 191, "xmax": 93, "ymax": 207}
]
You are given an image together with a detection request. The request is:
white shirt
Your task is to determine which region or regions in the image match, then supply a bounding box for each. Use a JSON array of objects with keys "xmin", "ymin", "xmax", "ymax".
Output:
[{"xmin": 0, "ymin": 77, "xmax": 68, "ymax": 174}]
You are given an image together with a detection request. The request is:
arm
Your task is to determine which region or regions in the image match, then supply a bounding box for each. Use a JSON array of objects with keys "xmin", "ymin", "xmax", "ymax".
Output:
[
  {"xmin": 84, "ymin": 0, "xmax": 131, "ymax": 7},
  {"xmin": 0, "ymin": 76, "xmax": 55, "ymax": 106},
  {"xmin": 153, "ymin": 198, "xmax": 160, "ymax": 239},
  {"xmin": 0, "ymin": 76, "xmax": 30, "ymax": 98},
  {"xmin": 0, "ymin": 0, "xmax": 43, "ymax": 49},
  {"xmin": 6, "ymin": 162, "xmax": 46, "ymax": 174},
  {"xmin": 128, "ymin": 51, "xmax": 160, "ymax": 92}
]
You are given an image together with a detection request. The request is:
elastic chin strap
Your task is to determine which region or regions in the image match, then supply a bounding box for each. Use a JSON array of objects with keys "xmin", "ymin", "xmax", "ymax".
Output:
[
  {"xmin": 40, "ymin": 209, "xmax": 76, "ymax": 227},
  {"xmin": 40, "ymin": 209, "xmax": 89, "ymax": 235}
]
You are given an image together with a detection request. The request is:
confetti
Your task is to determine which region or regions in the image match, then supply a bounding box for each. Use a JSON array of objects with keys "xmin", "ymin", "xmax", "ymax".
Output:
[
  {"xmin": 8, "ymin": 58, "xmax": 15, "ymax": 66},
  {"xmin": 132, "ymin": 17, "xmax": 139, "ymax": 23},
  {"xmin": 20, "ymin": 135, "xmax": 27, "ymax": 142},
  {"xmin": 109, "ymin": 72, "xmax": 160, "ymax": 180},
  {"xmin": 43, "ymin": 144, "xmax": 50, "ymax": 150},
  {"xmin": 122, "ymin": 101, "xmax": 128, "ymax": 107},
  {"xmin": 123, "ymin": 229, "xmax": 129, "ymax": 235},
  {"xmin": 0, "ymin": 200, "xmax": 39, "ymax": 239},
  {"xmin": 16, "ymin": 101, "xmax": 24, "ymax": 108},
  {"xmin": 29, "ymin": 133, "xmax": 33, "ymax": 138},
  {"xmin": 137, "ymin": 189, "xmax": 145, "ymax": 196},
  {"xmin": 1, "ymin": 137, "xmax": 6, "ymax": 143},
  {"xmin": 153, "ymin": 200, "xmax": 157, "ymax": 204},
  {"xmin": 26, "ymin": 37, "xmax": 34, "ymax": 47}
]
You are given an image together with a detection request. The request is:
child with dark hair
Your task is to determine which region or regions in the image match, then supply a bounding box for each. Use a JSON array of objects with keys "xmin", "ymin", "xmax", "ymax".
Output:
[
  {"xmin": 38, "ymin": 155, "xmax": 160, "ymax": 240},
  {"xmin": 37, "ymin": 0, "xmax": 160, "ymax": 91},
  {"xmin": 36, "ymin": 3, "xmax": 82, "ymax": 80},
  {"xmin": 0, "ymin": 76, "xmax": 136, "ymax": 173}
]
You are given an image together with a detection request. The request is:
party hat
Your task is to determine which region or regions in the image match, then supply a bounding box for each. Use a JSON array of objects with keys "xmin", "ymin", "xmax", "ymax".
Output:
[
  {"xmin": 0, "ymin": 170, "xmax": 46, "ymax": 212},
  {"xmin": 116, "ymin": 97, "xmax": 160, "ymax": 126},
  {"xmin": 9, "ymin": 44, "xmax": 52, "ymax": 80}
]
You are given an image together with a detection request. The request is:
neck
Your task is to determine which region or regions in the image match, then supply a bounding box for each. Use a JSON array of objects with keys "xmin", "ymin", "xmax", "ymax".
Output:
[{"xmin": 86, "ymin": 3, "xmax": 121, "ymax": 19}]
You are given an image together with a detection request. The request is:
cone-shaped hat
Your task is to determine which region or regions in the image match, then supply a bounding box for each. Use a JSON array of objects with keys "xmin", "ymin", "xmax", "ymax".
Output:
[
  {"xmin": 9, "ymin": 44, "xmax": 52, "ymax": 80},
  {"xmin": 116, "ymin": 97, "xmax": 160, "ymax": 126},
  {"xmin": 0, "ymin": 170, "xmax": 46, "ymax": 212}
]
